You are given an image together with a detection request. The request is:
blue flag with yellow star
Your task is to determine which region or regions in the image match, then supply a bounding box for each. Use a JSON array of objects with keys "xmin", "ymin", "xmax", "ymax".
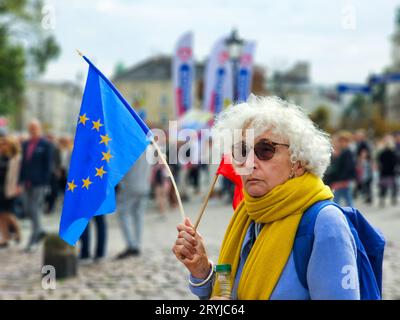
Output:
[{"xmin": 59, "ymin": 55, "xmax": 151, "ymax": 245}]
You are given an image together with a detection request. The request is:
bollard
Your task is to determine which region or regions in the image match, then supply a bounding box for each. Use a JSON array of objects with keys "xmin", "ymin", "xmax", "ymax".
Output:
[{"xmin": 43, "ymin": 233, "xmax": 77, "ymax": 280}]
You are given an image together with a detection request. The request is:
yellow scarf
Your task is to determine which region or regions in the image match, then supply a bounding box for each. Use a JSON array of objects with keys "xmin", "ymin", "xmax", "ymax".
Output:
[{"xmin": 211, "ymin": 172, "xmax": 334, "ymax": 300}]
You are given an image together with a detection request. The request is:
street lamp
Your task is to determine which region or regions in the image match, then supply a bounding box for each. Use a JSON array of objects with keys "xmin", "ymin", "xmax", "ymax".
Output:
[
  {"xmin": 223, "ymin": 29, "xmax": 244, "ymax": 203},
  {"xmin": 225, "ymin": 29, "xmax": 244, "ymax": 103}
]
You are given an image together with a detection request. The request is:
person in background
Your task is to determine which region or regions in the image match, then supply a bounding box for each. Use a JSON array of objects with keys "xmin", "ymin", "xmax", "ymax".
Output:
[
  {"xmin": 353, "ymin": 129, "xmax": 373, "ymax": 202},
  {"xmin": 115, "ymin": 146, "xmax": 152, "ymax": 259},
  {"xmin": 200, "ymin": 135, "xmax": 213, "ymax": 186},
  {"xmin": 79, "ymin": 215, "xmax": 107, "ymax": 264},
  {"xmin": 324, "ymin": 131, "xmax": 356, "ymax": 207},
  {"xmin": 377, "ymin": 135, "xmax": 398, "ymax": 207},
  {"xmin": 12, "ymin": 134, "xmax": 28, "ymax": 220},
  {"xmin": 19, "ymin": 119, "xmax": 52, "ymax": 252},
  {"xmin": 394, "ymin": 132, "xmax": 400, "ymax": 189},
  {"xmin": 354, "ymin": 129, "xmax": 372, "ymax": 156},
  {"xmin": 188, "ymin": 134, "xmax": 201, "ymax": 195},
  {"xmin": 0, "ymin": 134, "xmax": 22, "ymax": 248},
  {"xmin": 179, "ymin": 137, "xmax": 193, "ymax": 203},
  {"xmin": 151, "ymin": 158, "xmax": 169, "ymax": 215},
  {"xmin": 166, "ymin": 139, "xmax": 180, "ymax": 209},
  {"xmin": 79, "ymin": 133, "xmax": 108, "ymax": 263},
  {"xmin": 58, "ymin": 136, "xmax": 72, "ymax": 201},
  {"xmin": 356, "ymin": 148, "xmax": 373, "ymax": 204},
  {"xmin": 44, "ymin": 133, "xmax": 62, "ymax": 214}
]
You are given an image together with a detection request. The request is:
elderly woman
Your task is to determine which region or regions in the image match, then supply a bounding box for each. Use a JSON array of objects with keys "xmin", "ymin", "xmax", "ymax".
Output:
[{"xmin": 172, "ymin": 96, "xmax": 360, "ymax": 300}]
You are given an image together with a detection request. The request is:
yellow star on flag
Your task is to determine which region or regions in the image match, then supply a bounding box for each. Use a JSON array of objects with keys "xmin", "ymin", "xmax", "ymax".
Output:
[
  {"xmin": 95, "ymin": 166, "xmax": 107, "ymax": 178},
  {"xmin": 100, "ymin": 134, "xmax": 112, "ymax": 146},
  {"xmin": 92, "ymin": 119, "xmax": 104, "ymax": 131},
  {"xmin": 78, "ymin": 113, "xmax": 90, "ymax": 126},
  {"xmin": 67, "ymin": 180, "xmax": 77, "ymax": 192},
  {"xmin": 82, "ymin": 177, "xmax": 93, "ymax": 189},
  {"xmin": 101, "ymin": 150, "xmax": 113, "ymax": 163}
]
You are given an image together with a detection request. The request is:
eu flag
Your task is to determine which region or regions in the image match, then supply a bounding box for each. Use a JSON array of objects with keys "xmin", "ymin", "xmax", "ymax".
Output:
[{"xmin": 59, "ymin": 55, "xmax": 151, "ymax": 245}]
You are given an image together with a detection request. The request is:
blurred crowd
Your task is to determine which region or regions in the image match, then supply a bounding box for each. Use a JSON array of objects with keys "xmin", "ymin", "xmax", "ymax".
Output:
[
  {"xmin": 0, "ymin": 120, "xmax": 219, "ymax": 263},
  {"xmin": 1, "ymin": 121, "xmax": 399, "ymax": 264},
  {"xmin": 0, "ymin": 120, "xmax": 73, "ymax": 251},
  {"xmin": 324, "ymin": 129, "xmax": 400, "ymax": 208}
]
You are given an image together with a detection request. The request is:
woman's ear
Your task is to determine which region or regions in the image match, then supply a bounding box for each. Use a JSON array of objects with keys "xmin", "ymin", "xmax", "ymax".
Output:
[{"xmin": 294, "ymin": 161, "xmax": 305, "ymax": 177}]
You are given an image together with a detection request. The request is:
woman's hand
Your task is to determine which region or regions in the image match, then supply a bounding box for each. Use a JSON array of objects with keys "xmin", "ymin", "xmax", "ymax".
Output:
[{"xmin": 172, "ymin": 217, "xmax": 211, "ymax": 279}]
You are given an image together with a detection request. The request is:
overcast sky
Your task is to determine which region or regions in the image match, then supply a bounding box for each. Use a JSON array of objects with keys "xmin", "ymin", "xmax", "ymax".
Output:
[{"xmin": 42, "ymin": 0, "xmax": 399, "ymax": 86}]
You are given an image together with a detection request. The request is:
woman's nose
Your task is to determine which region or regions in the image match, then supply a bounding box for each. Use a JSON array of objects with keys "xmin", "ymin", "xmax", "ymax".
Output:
[{"xmin": 237, "ymin": 148, "xmax": 257, "ymax": 175}]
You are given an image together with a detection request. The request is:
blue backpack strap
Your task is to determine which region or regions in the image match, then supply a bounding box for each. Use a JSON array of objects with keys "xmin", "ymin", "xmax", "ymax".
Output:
[{"xmin": 293, "ymin": 200, "xmax": 335, "ymax": 290}]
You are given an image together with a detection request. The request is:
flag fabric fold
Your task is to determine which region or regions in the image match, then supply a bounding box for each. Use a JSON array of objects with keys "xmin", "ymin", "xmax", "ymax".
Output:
[
  {"xmin": 216, "ymin": 155, "xmax": 244, "ymax": 210},
  {"xmin": 59, "ymin": 56, "xmax": 151, "ymax": 245}
]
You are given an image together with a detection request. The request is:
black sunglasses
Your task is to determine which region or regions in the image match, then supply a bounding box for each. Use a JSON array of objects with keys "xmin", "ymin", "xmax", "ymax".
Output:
[{"xmin": 232, "ymin": 139, "xmax": 289, "ymax": 164}]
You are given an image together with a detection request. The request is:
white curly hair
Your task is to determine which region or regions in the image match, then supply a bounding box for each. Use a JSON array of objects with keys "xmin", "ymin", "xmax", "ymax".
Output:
[{"xmin": 212, "ymin": 95, "xmax": 332, "ymax": 178}]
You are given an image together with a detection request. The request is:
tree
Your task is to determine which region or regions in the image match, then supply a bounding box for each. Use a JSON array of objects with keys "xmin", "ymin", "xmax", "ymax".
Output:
[
  {"xmin": 0, "ymin": 26, "xmax": 25, "ymax": 115},
  {"xmin": 340, "ymin": 94, "xmax": 370, "ymax": 129},
  {"xmin": 0, "ymin": 0, "xmax": 60, "ymax": 125},
  {"xmin": 310, "ymin": 105, "xmax": 331, "ymax": 131},
  {"xmin": 113, "ymin": 61, "xmax": 126, "ymax": 78}
]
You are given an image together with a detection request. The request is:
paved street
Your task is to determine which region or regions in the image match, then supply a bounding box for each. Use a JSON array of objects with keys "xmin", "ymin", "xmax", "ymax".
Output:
[{"xmin": 0, "ymin": 193, "xmax": 399, "ymax": 300}]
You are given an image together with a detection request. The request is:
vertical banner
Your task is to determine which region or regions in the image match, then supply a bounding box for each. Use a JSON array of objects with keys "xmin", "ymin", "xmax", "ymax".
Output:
[
  {"xmin": 236, "ymin": 41, "xmax": 256, "ymax": 103},
  {"xmin": 203, "ymin": 37, "xmax": 233, "ymax": 115},
  {"xmin": 173, "ymin": 32, "xmax": 194, "ymax": 117}
]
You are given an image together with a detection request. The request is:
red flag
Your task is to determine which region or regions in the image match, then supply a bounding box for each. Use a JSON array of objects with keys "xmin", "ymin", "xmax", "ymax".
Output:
[{"xmin": 216, "ymin": 155, "xmax": 244, "ymax": 209}]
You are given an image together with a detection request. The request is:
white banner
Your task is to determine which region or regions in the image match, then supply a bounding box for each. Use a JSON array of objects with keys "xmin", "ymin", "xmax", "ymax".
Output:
[
  {"xmin": 203, "ymin": 37, "xmax": 233, "ymax": 114},
  {"xmin": 173, "ymin": 32, "xmax": 194, "ymax": 117},
  {"xmin": 236, "ymin": 41, "xmax": 256, "ymax": 103}
]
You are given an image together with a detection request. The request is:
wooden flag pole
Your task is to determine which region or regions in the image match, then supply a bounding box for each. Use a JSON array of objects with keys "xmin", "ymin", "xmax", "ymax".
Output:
[
  {"xmin": 150, "ymin": 138, "xmax": 186, "ymax": 221},
  {"xmin": 193, "ymin": 174, "xmax": 219, "ymax": 231}
]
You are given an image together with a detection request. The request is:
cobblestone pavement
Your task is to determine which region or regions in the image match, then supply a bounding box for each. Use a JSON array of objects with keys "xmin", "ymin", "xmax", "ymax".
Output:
[{"xmin": 0, "ymin": 194, "xmax": 399, "ymax": 300}]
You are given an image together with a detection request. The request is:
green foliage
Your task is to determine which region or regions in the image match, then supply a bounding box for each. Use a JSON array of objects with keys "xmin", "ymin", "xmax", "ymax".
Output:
[
  {"xmin": 0, "ymin": 0, "xmax": 28, "ymax": 16},
  {"xmin": 114, "ymin": 61, "xmax": 126, "ymax": 78},
  {"xmin": 371, "ymin": 83, "xmax": 385, "ymax": 104},
  {"xmin": 0, "ymin": 0, "xmax": 60, "ymax": 122},
  {"xmin": 370, "ymin": 104, "xmax": 400, "ymax": 138},
  {"xmin": 310, "ymin": 104, "xmax": 331, "ymax": 131},
  {"xmin": 29, "ymin": 35, "xmax": 60, "ymax": 74},
  {"xmin": 340, "ymin": 94, "xmax": 371, "ymax": 129},
  {"xmin": 0, "ymin": 26, "xmax": 25, "ymax": 114}
]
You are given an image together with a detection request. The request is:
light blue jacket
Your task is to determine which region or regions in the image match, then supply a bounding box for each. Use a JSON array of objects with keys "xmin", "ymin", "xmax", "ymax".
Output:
[{"xmin": 189, "ymin": 205, "xmax": 360, "ymax": 300}]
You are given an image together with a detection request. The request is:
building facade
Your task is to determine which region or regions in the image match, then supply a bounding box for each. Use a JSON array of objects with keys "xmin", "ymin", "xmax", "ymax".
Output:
[
  {"xmin": 24, "ymin": 81, "xmax": 82, "ymax": 135},
  {"xmin": 269, "ymin": 62, "xmax": 341, "ymax": 128},
  {"xmin": 113, "ymin": 55, "xmax": 203, "ymax": 128},
  {"xmin": 113, "ymin": 55, "xmax": 267, "ymax": 129},
  {"xmin": 385, "ymin": 8, "xmax": 400, "ymax": 120}
]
